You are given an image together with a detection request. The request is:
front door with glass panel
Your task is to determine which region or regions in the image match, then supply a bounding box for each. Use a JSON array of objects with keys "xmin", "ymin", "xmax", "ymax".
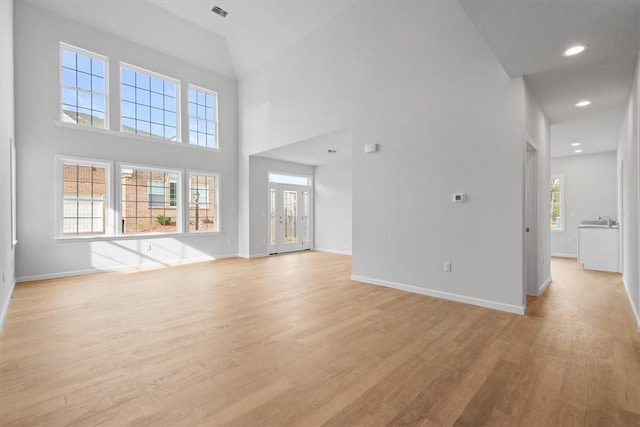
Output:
[{"xmin": 269, "ymin": 184, "xmax": 311, "ymax": 254}]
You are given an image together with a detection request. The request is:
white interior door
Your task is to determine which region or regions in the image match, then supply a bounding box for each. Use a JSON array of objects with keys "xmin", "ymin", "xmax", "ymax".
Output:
[{"xmin": 269, "ymin": 184, "xmax": 311, "ymax": 254}]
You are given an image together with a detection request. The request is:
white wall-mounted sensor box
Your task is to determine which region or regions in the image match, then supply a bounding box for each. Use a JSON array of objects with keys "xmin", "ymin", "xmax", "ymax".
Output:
[
  {"xmin": 452, "ymin": 193, "xmax": 466, "ymax": 203},
  {"xmin": 364, "ymin": 143, "xmax": 378, "ymax": 154}
]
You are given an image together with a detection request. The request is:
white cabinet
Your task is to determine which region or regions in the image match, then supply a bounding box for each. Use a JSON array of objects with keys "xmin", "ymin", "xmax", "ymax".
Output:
[{"xmin": 577, "ymin": 227, "xmax": 619, "ymax": 272}]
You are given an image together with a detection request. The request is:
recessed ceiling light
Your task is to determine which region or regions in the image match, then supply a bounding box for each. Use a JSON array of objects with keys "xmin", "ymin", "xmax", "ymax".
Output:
[
  {"xmin": 326, "ymin": 149, "xmax": 337, "ymax": 154},
  {"xmin": 211, "ymin": 5, "xmax": 229, "ymax": 17},
  {"xmin": 571, "ymin": 141, "xmax": 581, "ymax": 147},
  {"xmin": 574, "ymin": 149, "xmax": 583, "ymax": 153},
  {"xmin": 575, "ymin": 100, "xmax": 591, "ymax": 107},
  {"xmin": 563, "ymin": 45, "xmax": 587, "ymax": 56}
]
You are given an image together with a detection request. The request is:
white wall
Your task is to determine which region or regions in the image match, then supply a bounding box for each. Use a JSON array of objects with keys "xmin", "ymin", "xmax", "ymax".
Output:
[
  {"xmin": 314, "ymin": 160, "xmax": 352, "ymax": 255},
  {"xmin": 524, "ymin": 81, "xmax": 552, "ymax": 294},
  {"xmin": 550, "ymin": 152, "xmax": 618, "ymax": 257},
  {"xmin": 248, "ymin": 156, "xmax": 314, "ymax": 257},
  {"xmin": 0, "ymin": 0, "xmax": 16, "ymax": 327},
  {"xmin": 240, "ymin": 0, "xmax": 528, "ymax": 313},
  {"xmin": 617, "ymin": 51, "xmax": 640, "ymax": 329},
  {"xmin": 14, "ymin": 1, "xmax": 238, "ymax": 280}
]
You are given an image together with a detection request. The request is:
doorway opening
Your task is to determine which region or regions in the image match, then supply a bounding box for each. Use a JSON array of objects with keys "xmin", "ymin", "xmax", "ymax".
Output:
[
  {"xmin": 268, "ymin": 173, "xmax": 312, "ymax": 254},
  {"xmin": 524, "ymin": 143, "xmax": 539, "ymax": 306}
]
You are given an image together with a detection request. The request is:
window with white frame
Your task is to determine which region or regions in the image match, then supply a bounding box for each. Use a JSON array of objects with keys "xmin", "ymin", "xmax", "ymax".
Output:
[
  {"xmin": 60, "ymin": 43, "xmax": 108, "ymax": 128},
  {"xmin": 121, "ymin": 64, "xmax": 179, "ymax": 141},
  {"xmin": 58, "ymin": 157, "xmax": 111, "ymax": 236},
  {"xmin": 188, "ymin": 173, "xmax": 218, "ymax": 232},
  {"xmin": 188, "ymin": 85, "xmax": 218, "ymax": 149},
  {"xmin": 121, "ymin": 165, "xmax": 180, "ymax": 234},
  {"xmin": 550, "ymin": 175, "xmax": 564, "ymax": 231}
]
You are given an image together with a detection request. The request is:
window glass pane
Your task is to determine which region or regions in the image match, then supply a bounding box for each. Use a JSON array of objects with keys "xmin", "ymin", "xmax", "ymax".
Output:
[
  {"xmin": 77, "ymin": 54, "xmax": 91, "ymax": 73},
  {"xmin": 121, "ymin": 68, "xmax": 135, "ymax": 85},
  {"xmin": 62, "ymin": 50, "xmax": 76, "ymax": 69},
  {"xmin": 550, "ymin": 177, "xmax": 562, "ymax": 230},
  {"xmin": 121, "ymin": 167, "xmax": 179, "ymax": 234},
  {"xmin": 189, "ymin": 174, "xmax": 217, "ymax": 232},
  {"xmin": 60, "ymin": 45, "xmax": 107, "ymax": 129},
  {"xmin": 268, "ymin": 173, "xmax": 311, "ymax": 186},
  {"xmin": 61, "ymin": 161, "xmax": 108, "ymax": 236},
  {"xmin": 62, "ymin": 68, "xmax": 76, "ymax": 87},
  {"xmin": 136, "ymin": 72, "xmax": 150, "ymax": 89},
  {"xmin": 187, "ymin": 86, "xmax": 218, "ymax": 149},
  {"xmin": 120, "ymin": 65, "xmax": 179, "ymax": 141}
]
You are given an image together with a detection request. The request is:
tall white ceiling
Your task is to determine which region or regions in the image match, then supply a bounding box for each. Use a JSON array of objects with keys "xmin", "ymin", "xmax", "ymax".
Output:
[
  {"xmin": 148, "ymin": 0, "xmax": 357, "ymax": 79},
  {"xmin": 21, "ymin": 0, "xmax": 640, "ymax": 161},
  {"xmin": 458, "ymin": 0, "xmax": 640, "ymax": 157}
]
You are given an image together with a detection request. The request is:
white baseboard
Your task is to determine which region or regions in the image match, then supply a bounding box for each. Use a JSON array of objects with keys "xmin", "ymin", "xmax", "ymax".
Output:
[
  {"xmin": 622, "ymin": 276, "xmax": 640, "ymax": 331},
  {"xmin": 314, "ymin": 248, "xmax": 352, "ymax": 256},
  {"xmin": 0, "ymin": 279, "xmax": 16, "ymax": 329},
  {"xmin": 538, "ymin": 276, "xmax": 552, "ymax": 296},
  {"xmin": 551, "ymin": 252, "xmax": 577, "ymax": 258},
  {"xmin": 249, "ymin": 253, "xmax": 269, "ymax": 259},
  {"xmin": 351, "ymin": 275, "xmax": 524, "ymax": 315},
  {"xmin": 16, "ymin": 254, "xmax": 237, "ymax": 283}
]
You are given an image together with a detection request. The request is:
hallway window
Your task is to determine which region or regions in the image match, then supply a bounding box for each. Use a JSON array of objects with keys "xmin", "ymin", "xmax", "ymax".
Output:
[
  {"xmin": 60, "ymin": 43, "xmax": 108, "ymax": 128},
  {"xmin": 550, "ymin": 175, "xmax": 564, "ymax": 231}
]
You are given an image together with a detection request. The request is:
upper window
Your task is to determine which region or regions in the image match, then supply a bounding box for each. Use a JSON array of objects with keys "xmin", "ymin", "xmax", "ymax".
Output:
[
  {"xmin": 188, "ymin": 173, "xmax": 219, "ymax": 232},
  {"xmin": 188, "ymin": 86, "xmax": 218, "ymax": 149},
  {"xmin": 58, "ymin": 157, "xmax": 111, "ymax": 236},
  {"xmin": 550, "ymin": 175, "xmax": 564, "ymax": 231},
  {"xmin": 121, "ymin": 64, "xmax": 179, "ymax": 141},
  {"xmin": 60, "ymin": 43, "xmax": 108, "ymax": 128},
  {"xmin": 121, "ymin": 165, "xmax": 181, "ymax": 234}
]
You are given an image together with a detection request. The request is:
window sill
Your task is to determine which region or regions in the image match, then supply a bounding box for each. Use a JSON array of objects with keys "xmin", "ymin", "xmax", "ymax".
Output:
[
  {"xmin": 551, "ymin": 229, "xmax": 565, "ymax": 232},
  {"xmin": 55, "ymin": 120, "xmax": 221, "ymax": 153},
  {"xmin": 55, "ymin": 231, "xmax": 221, "ymax": 243}
]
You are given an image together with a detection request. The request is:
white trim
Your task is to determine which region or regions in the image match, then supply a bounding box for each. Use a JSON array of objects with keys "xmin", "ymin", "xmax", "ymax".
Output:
[
  {"xmin": 249, "ymin": 253, "xmax": 269, "ymax": 259},
  {"xmin": 54, "ymin": 120, "xmax": 222, "ymax": 153},
  {"xmin": 16, "ymin": 254, "xmax": 237, "ymax": 283},
  {"xmin": 622, "ymin": 276, "xmax": 640, "ymax": 331},
  {"xmin": 0, "ymin": 279, "xmax": 16, "ymax": 329},
  {"xmin": 351, "ymin": 275, "xmax": 525, "ymax": 315},
  {"xmin": 550, "ymin": 252, "xmax": 577, "ymax": 258},
  {"xmin": 539, "ymin": 276, "xmax": 552, "ymax": 296},
  {"xmin": 314, "ymin": 248, "xmax": 352, "ymax": 256}
]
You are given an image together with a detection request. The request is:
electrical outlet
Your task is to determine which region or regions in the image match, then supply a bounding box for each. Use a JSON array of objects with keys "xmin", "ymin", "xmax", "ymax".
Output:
[{"xmin": 444, "ymin": 261, "xmax": 452, "ymax": 272}]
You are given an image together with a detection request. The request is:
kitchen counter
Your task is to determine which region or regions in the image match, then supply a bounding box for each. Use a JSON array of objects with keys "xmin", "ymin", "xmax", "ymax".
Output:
[{"xmin": 577, "ymin": 226, "xmax": 619, "ymax": 272}]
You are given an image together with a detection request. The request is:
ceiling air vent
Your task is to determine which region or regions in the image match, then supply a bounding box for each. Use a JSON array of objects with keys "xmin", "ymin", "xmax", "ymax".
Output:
[{"xmin": 211, "ymin": 6, "xmax": 229, "ymax": 17}]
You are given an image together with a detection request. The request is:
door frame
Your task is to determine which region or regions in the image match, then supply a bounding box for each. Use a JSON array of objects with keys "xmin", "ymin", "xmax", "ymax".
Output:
[
  {"xmin": 268, "ymin": 181, "xmax": 313, "ymax": 254},
  {"xmin": 524, "ymin": 141, "xmax": 540, "ymax": 307}
]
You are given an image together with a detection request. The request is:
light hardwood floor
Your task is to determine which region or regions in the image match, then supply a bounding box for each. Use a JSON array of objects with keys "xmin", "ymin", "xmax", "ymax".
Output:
[{"xmin": 1, "ymin": 253, "xmax": 639, "ymax": 426}]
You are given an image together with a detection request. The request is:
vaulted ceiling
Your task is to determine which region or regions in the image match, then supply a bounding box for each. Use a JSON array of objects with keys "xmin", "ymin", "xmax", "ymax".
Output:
[{"xmin": 23, "ymin": 0, "xmax": 640, "ymax": 160}]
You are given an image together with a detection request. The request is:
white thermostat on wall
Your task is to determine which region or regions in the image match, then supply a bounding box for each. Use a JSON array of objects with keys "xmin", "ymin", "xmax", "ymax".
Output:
[{"xmin": 452, "ymin": 193, "xmax": 467, "ymax": 203}]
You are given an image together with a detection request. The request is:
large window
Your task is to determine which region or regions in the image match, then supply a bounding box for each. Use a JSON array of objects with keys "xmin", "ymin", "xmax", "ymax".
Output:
[
  {"xmin": 188, "ymin": 173, "xmax": 219, "ymax": 232},
  {"xmin": 550, "ymin": 175, "xmax": 564, "ymax": 231},
  {"xmin": 121, "ymin": 64, "xmax": 179, "ymax": 141},
  {"xmin": 121, "ymin": 166, "xmax": 181, "ymax": 234},
  {"xmin": 58, "ymin": 157, "xmax": 111, "ymax": 236},
  {"xmin": 188, "ymin": 85, "xmax": 218, "ymax": 149},
  {"xmin": 60, "ymin": 43, "xmax": 107, "ymax": 128}
]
